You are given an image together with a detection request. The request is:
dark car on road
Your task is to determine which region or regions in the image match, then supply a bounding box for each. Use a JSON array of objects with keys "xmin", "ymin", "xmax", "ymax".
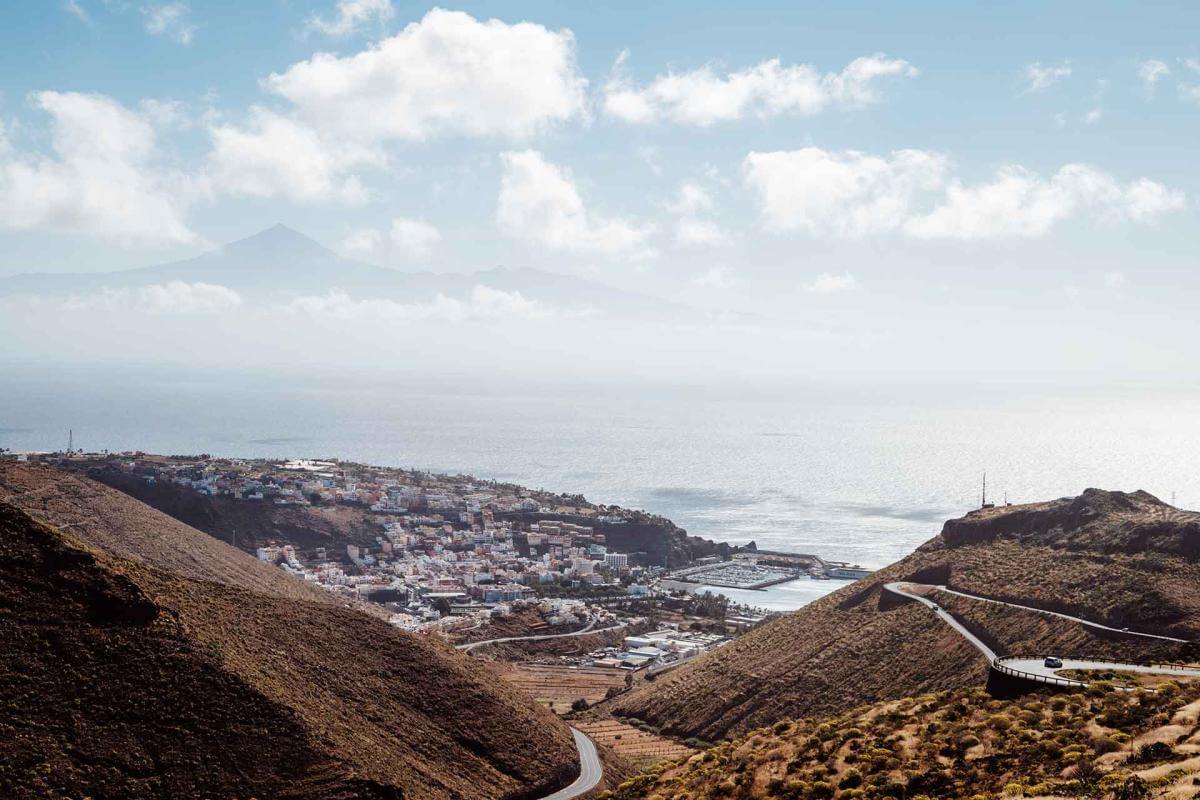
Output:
[{"xmin": 1044, "ymin": 656, "xmax": 1063, "ymax": 668}]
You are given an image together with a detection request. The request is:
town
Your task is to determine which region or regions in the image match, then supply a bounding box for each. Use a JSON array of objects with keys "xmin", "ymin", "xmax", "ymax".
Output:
[{"xmin": 9, "ymin": 449, "xmax": 870, "ymax": 674}]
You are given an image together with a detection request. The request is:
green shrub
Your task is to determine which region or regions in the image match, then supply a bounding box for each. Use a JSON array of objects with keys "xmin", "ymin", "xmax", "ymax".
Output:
[{"xmin": 839, "ymin": 769, "xmax": 863, "ymax": 789}]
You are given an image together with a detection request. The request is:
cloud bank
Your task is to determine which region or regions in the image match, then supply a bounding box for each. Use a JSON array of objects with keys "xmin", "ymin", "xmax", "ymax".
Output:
[
  {"xmin": 743, "ymin": 147, "xmax": 1185, "ymax": 239},
  {"xmin": 604, "ymin": 52, "xmax": 916, "ymax": 125},
  {"xmin": 0, "ymin": 91, "xmax": 200, "ymax": 245},
  {"xmin": 497, "ymin": 150, "xmax": 654, "ymax": 259},
  {"xmin": 267, "ymin": 8, "xmax": 587, "ymax": 143}
]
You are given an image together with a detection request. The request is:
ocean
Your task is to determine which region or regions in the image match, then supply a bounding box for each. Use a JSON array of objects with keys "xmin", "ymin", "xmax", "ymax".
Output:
[{"xmin": 4, "ymin": 363, "xmax": 1199, "ymax": 606}]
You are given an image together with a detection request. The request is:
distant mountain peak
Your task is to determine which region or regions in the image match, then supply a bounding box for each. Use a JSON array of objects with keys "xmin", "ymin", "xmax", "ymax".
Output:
[{"xmin": 221, "ymin": 224, "xmax": 332, "ymax": 258}]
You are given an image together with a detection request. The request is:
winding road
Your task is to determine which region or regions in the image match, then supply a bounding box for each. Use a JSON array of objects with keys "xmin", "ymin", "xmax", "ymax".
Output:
[
  {"xmin": 883, "ymin": 582, "xmax": 998, "ymax": 662},
  {"xmin": 454, "ymin": 622, "xmax": 608, "ymax": 798},
  {"xmin": 454, "ymin": 617, "xmax": 625, "ymax": 652},
  {"xmin": 538, "ymin": 728, "xmax": 603, "ymax": 800},
  {"xmin": 929, "ymin": 584, "xmax": 1191, "ymax": 644},
  {"xmin": 883, "ymin": 582, "xmax": 1200, "ymax": 688}
]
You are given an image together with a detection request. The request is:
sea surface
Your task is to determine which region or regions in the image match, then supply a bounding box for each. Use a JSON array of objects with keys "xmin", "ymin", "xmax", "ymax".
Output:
[
  {"xmin": 690, "ymin": 578, "xmax": 856, "ymax": 613},
  {"xmin": 5, "ymin": 364, "xmax": 1200, "ymax": 598}
]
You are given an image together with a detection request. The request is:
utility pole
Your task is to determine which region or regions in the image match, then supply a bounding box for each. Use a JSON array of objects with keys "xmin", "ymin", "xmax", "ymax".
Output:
[{"xmin": 981, "ymin": 472, "xmax": 987, "ymax": 508}]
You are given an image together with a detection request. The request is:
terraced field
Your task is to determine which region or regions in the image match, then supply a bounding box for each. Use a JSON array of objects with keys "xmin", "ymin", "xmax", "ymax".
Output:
[
  {"xmin": 574, "ymin": 720, "xmax": 695, "ymax": 770},
  {"xmin": 502, "ymin": 664, "xmax": 631, "ymax": 714}
]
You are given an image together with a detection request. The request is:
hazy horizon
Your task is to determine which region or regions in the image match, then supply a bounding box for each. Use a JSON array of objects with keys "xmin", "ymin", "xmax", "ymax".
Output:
[{"xmin": 3, "ymin": 1, "xmax": 1200, "ymax": 386}]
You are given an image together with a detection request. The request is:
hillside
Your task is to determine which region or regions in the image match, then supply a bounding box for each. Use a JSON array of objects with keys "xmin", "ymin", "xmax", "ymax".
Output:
[
  {"xmin": 64, "ymin": 461, "xmax": 382, "ymax": 551},
  {"xmin": 607, "ymin": 679, "xmax": 1200, "ymax": 800},
  {"xmin": 0, "ymin": 465, "xmax": 584, "ymax": 799},
  {"xmin": 0, "ymin": 462, "xmax": 338, "ymax": 603},
  {"xmin": 613, "ymin": 490, "xmax": 1200, "ymax": 741},
  {"xmin": 56, "ymin": 457, "xmax": 731, "ymax": 568}
]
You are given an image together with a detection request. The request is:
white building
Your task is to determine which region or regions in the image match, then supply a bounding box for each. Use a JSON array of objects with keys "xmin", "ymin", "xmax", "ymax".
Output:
[{"xmin": 604, "ymin": 552, "xmax": 629, "ymax": 572}]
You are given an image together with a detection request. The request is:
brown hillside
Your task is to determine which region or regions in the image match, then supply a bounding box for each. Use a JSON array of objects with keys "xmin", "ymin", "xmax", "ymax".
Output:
[
  {"xmin": 75, "ymin": 461, "xmax": 381, "ymax": 550},
  {"xmin": 0, "ymin": 470, "xmax": 582, "ymax": 799},
  {"xmin": 0, "ymin": 462, "xmax": 333, "ymax": 604},
  {"xmin": 607, "ymin": 680, "xmax": 1200, "ymax": 800},
  {"xmin": 614, "ymin": 490, "xmax": 1200, "ymax": 741}
]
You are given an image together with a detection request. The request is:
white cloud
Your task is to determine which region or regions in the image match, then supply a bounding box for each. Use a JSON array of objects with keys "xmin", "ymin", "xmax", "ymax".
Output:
[
  {"xmin": 1138, "ymin": 59, "xmax": 1170, "ymax": 95},
  {"xmin": 743, "ymin": 146, "xmax": 1185, "ymax": 240},
  {"xmin": 675, "ymin": 217, "xmax": 731, "ymax": 247},
  {"xmin": 341, "ymin": 227, "xmax": 383, "ymax": 257},
  {"xmin": 207, "ymin": 107, "xmax": 376, "ymax": 203},
  {"xmin": 307, "ymin": 0, "xmax": 394, "ymax": 37},
  {"xmin": 1103, "ymin": 271, "xmax": 1126, "ymax": 290},
  {"xmin": 63, "ymin": 281, "xmax": 242, "ymax": 314},
  {"xmin": 390, "ymin": 217, "xmax": 440, "ymax": 259},
  {"xmin": 636, "ymin": 145, "xmax": 662, "ymax": 176},
  {"xmin": 141, "ymin": 3, "xmax": 196, "ymax": 45},
  {"xmin": 691, "ymin": 265, "xmax": 736, "ymax": 289},
  {"xmin": 0, "ymin": 91, "xmax": 199, "ymax": 245},
  {"xmin": 604, "ymin": 51, "xmax": 916, "ymax": 125},
  {"xmin": 666, "ymin": 182, "xmax": 714, "ymax": 215},
  {"xmin": 666, "ymin": 182, "xmax": 730, "ymax": 246},
  {"xmin": 1083, "ymin": 79, "xmax": 1106, "ymax": 124},
  {"xmin": 496, "ymin": 150, "xmax": 654, "ymax": 259},
  {"xmin": 282, "ymin": 285, "xmax": 556, "ymax": 322},
  {"xmin": 138, "ymin": 98, "xmax": 191, "ymax": 129},
  {"xmin": 803, "ymin": 272, "xmax": 859, "ymax": 294},
  {"xmin": 266, "ymin": 8, "xmax": 587, "ymax": 143},
  {"xmin": 909, "ymin": 165, "xmax": 1186, "ymax": 239},
  {"xmin": 743, "ymin": 148, "xmax": 950, "ymax": 237},
  {"xmin": 63, "ymin": 0, "xmax": 90, "ymax": 23},
  {"xmin": 1022, "ymin": 61, "xmax": 1071, "ymax": 93},
  {"xmin": 339, "ymin": 218, "xmax": 440, "ymax": 260}
]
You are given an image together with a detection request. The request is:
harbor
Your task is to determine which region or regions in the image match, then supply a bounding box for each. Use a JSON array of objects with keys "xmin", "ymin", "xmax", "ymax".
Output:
[{"xmin": 659, "ymin": 550, "xmax": 876, "ymax": 611}]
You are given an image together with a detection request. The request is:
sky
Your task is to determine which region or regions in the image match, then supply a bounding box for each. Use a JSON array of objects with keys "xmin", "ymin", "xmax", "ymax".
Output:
[{"xmin": 1, "ymin": 1, "xmax": 1199, "ymax": 383}]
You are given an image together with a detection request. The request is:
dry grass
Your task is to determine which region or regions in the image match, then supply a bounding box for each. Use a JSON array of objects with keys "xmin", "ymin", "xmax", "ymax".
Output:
[
  {"xmin": 503, "ymin": 663, "xmax": 631, "ymax": 714},
  {"xmin": 606, "ymin": 679, "xmax": 1200, "ymax": 800},
  {"xmin": 575, "ymin": 720, "xmax": 696, "ymax": 770}
]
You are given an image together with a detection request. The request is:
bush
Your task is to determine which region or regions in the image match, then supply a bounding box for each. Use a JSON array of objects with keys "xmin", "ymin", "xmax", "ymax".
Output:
[
  {"xmin": 809, "ymin": 780, "xmax": 834, "ymax": 798},
  {"xmin": 1132, "ymin": 741, "xmax": 1172, "ymax": 763},
  {"xmin": 1114, "ymin": 775, "xmax": 1150, "ymax": 800},
  {"xmin": 1072, "ymin": 756, "xmax": 1098, "ymax": 785}
]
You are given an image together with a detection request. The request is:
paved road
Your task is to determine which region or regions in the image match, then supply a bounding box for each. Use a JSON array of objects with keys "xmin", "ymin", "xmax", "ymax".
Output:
[
  {"xmin": 1001, "ymin": 658, "xmax": 1200, "ymax": 683},
  {"xmin": 884, "ymin": 581, "xmax": 1198, "ymax": 688},
  {"xmin": 929, "ymin": 584, "xmax": 1191, "ymax": 644},
  {"xmin": 455, "ymin": 617, "xmax": 625, "ymax": 652},
  {"xmin": 883, "ymin": 582, "xmax": 998, "ymax": 662},
  {"xmin": 538, "ymin": 728, "xmax": 602, "ymax": 800}
]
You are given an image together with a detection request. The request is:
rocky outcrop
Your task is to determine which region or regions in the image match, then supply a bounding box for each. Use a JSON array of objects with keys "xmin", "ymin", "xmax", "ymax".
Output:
[{"xmin": 938, "ymin": 488, "xmax": 1200, "ymax": 557}]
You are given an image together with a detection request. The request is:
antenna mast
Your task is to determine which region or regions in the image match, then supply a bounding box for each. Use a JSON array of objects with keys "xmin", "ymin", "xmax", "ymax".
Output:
[{"xmin": 981, "ymin": 472, "xmax": 987, "ymax": 508}]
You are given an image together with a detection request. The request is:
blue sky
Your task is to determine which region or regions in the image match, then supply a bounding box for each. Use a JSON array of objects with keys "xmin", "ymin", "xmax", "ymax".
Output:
[{"xmin": 1, "ymin": 1, "xmax": 1199, "ymax": 382}]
